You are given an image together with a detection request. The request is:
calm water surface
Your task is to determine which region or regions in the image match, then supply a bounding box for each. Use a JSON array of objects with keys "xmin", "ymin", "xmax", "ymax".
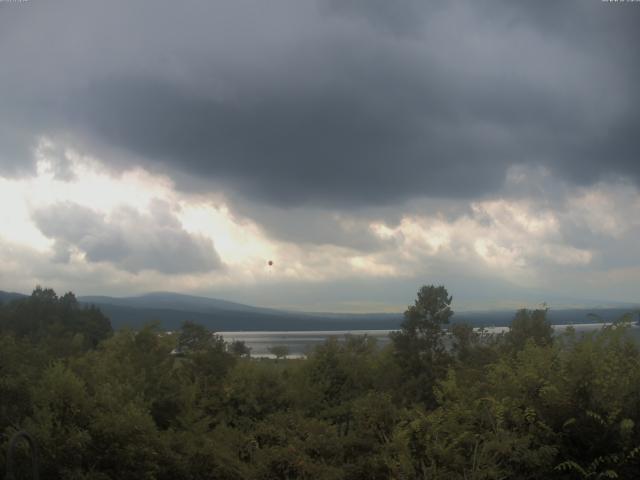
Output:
[
  {"xmin": 221, "ymin": 330, "xmax": 393, "ymax": 358},
  {"xmin": 220, "ymin": 323, "xmax": 636, "ymax": 358}
]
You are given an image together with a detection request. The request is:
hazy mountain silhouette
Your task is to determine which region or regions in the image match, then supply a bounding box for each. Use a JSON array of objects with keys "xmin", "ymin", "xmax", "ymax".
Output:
[
  {"xmin": 1, "ymin": 290, "xmax": 637, "ymax": 331},
  {"xmin": 0, "ymin": 290, "xmax": 27, "ymax": 304}
]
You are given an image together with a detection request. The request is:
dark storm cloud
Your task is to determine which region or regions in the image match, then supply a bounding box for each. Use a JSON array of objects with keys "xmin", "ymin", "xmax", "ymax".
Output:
[
  {"xmin": 319, "ymin": 0, "xmax": 434, "ymax": 35},
  {"xmin": 31, "ymin": 201, "xmax": 222, "ymax": 274},
  {"xmin": 1, "ymin": 0, "xmax": 639, "ymax": 207},
  {"xmin": 229, "ymin": 202, "xmax": 393, "ymax": 251}
]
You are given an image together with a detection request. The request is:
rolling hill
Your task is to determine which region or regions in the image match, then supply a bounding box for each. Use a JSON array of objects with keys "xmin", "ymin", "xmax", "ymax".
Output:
[{"xmin": 1, "ymin": 290, "xmax": 638, "ymax": 331}]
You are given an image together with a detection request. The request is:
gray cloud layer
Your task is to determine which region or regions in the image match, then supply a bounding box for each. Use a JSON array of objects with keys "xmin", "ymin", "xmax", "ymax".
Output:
[
  {"xmin": 32, "ymin": 201, "xmax": 222, "ymax": 274},
  {"xmin": 1, "ymin": 0, "xmax": 639, "ymax": 209}
]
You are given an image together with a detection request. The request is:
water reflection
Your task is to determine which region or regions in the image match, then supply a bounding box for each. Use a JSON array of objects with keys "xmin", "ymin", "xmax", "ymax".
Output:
[{"xmin": 220, "ymin": 323, "xmax": 632, "ymax": 358}]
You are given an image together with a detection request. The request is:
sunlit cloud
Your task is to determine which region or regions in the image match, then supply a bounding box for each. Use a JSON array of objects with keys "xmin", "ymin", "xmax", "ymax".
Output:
[{"xmin": 0, "ymin": 136, "xmax": 639, "ymax": 309}]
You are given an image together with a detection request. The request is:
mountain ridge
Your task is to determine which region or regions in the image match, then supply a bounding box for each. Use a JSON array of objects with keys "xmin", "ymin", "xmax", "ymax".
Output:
[{"xmin": 1, "ymin": 290, "xmax": 638, "ymax": 331}]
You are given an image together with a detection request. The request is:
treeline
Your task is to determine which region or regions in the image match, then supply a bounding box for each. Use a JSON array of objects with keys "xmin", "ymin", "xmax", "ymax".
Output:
[{"xmin": 1, "ymin": 285, "xmax": 639, "ymax": 479}]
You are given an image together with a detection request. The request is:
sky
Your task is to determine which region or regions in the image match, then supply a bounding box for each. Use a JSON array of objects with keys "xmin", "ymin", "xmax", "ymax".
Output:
[{"xmin": 1, "ymin": 0, "xmax": 639, "ymax": 313}]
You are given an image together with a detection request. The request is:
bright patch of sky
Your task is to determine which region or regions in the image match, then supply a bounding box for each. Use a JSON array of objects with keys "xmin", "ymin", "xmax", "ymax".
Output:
[{"xmin": 1, "ymin": 138, "xmax": 638, "ymax": 311}]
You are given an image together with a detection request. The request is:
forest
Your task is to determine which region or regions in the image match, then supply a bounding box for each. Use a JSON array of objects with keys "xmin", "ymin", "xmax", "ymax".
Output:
[{"xmin": 1, "ymin": 285, "xmax": 639, "ymax": 479}]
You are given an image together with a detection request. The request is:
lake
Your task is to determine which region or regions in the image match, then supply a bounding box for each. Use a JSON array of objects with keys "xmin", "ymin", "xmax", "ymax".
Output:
[{"xmin": 220, "ymin": 323, "xmax": 639, "ymax": 358}]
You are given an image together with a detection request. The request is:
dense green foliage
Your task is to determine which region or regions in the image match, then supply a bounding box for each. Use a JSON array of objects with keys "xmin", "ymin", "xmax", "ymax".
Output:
[{"xmin": 1, "ymin": 286, "xmax": 639, "ymax": 479}]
